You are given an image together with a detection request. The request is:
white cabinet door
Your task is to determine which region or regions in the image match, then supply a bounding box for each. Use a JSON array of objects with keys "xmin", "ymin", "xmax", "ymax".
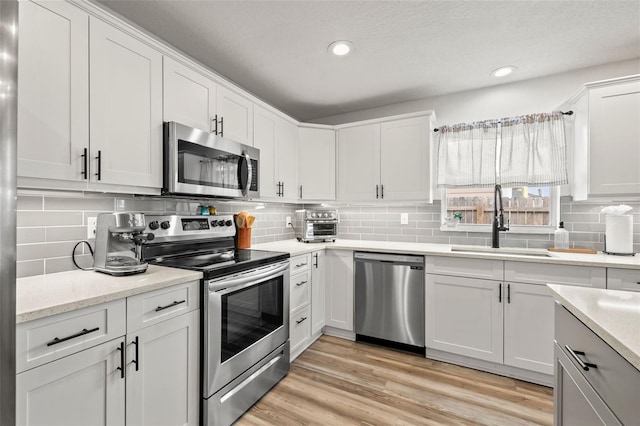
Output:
[
  {"xmin": 217, "ymin": 86, "xmax": 253, "ymax": 145},
  {"xmin": 337, "ymin": 124, "xmax": 380, "ymax": 201},
  {"xmin": 311, "ymin": 250, "xmax": 326, "ymax": 335},
  {"xmin": 426, "ymin": 274, "xmax": 503, "ymax": 363},
  {"xmin": 325, "ymin": 250, "xmax": 354, "ymax": 331},
  {"xmin": 253, "ymin": 105, "xmax": 278, "ymax": 198},
  {"xmin": 298, "ymin": 127, "xmax": 336, "ymax": 200},
  {"xmin": 588, "ymin": 80, "xmax": 640, "ymax": 196},
  {"xmin": 17, "ymin": 0, "xmax": 89, "ymax": 182},
  {"xmin": 607, "ymin": 268, "xmax": 640, "ymax": 292},
  {"xmin": 380, "ymin": 116, "xmax": 431, "ymax": 201},
  {"xmin": 163, "ymin": 56, "xmax": 217, "ymax": 133},
  {"xmin": 503, "ymin": 282, "xmax": 554, "ymax": 375},
  {"xmin": 276, "ymin": 118, "xmax": 298, "ymax": 201},
  {"xmin": 17, "ymin": 337, "xmax": 126, "ymax": 426},
  {"xmin": 126, "ymin": 310, "xmax": 200, "ymax": 426},
  {"xmin": 89, "ymin": 17, "xmax": 162, "ymax": 188}
]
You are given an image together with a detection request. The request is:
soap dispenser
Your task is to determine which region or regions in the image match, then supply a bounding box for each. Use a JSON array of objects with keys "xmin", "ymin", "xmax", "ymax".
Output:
[{"xmin": 554, "ymin": 222, "xmax": 569, "ymax": 249}]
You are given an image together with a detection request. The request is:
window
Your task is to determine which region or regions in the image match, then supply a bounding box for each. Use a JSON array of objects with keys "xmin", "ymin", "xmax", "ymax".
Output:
[{"xmin": 441, "ymin": 186, "xmax": 560, "ymax": 233}]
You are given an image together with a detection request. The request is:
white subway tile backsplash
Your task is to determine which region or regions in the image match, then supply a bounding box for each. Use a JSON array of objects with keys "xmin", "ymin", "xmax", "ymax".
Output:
[
  {"xmin": 44, "ymin": 196, "xmax": 115, "ymax": 211},
  {"xmin": 46, "ymin": 226, "xmax": 87, "ymax": 242},
  {"xmin": 17, "ymin": 227, "xmax": 45, "ymax": 245},
  {"xmin": 17, "ymin": 195, "xmax": 43, "ymax": 210},
  {"xmin": 17, "ymin": 241, "xmax": 78, "ymax": 262},
  {"xmin": 17, "ymin": 260, "xmax": 44, "ymax": 278},
  {"xmin": 17, "ymin": 211, "xmax": 83, "ymax": 227}
]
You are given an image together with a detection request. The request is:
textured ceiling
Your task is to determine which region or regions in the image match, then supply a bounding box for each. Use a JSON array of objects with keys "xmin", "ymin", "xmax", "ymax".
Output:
[{"xmin": 97, "ymin": 0, "xmax": 640, "ymax": 121}]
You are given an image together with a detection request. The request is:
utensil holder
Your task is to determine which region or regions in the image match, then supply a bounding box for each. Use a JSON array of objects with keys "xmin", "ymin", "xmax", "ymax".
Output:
[{"xmin": 237, "ymin": 228, "xmax": 252, "ymax": 249}]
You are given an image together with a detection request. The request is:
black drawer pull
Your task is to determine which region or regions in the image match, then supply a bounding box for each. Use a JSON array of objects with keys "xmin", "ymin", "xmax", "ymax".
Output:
[
  {"xmin": 296, "ymin": 317, "xmax": 308, "ymax": 324},
  {"xmin": 296, "ymin": 280, "xmax": 308, "ymax": 286},
  {"xmin": 131, "ymin": 335, "xmax": 140, "ymax": 371},
  {"xmin": 565, "ymin": 345, "xmax": 598, "ymax": 371},
  {"xmin": 116, "ymin": 341, "xmax": 125, "ymax": 379},
  {"xmin": 155, "ymin": 299, "xmax": 186, "ymax": 312},
  {"xmin": 295, "ymin": 262, "xmax": 307, "ymax": 268},
  {"xmin": 46, "ymin": 326, "xmax": 100, "ymax": 347}
]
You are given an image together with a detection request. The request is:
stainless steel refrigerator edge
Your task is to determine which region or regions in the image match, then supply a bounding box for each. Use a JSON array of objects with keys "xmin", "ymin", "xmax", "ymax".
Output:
[
  {"xmin": 354, "ymin": 252, "xmax": 425, "ymax": 349},
  {"xmin": 0, "ymin": 0, "xmax": 18, "ymax": 423}
]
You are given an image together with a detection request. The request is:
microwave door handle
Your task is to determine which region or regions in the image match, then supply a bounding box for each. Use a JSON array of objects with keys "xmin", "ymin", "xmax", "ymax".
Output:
[{"xmin": 238, "ymin": 151, "xmax": 251, "ymax": 196}]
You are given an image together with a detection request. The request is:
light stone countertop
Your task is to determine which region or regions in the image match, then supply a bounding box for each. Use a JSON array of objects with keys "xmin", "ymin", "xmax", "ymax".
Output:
[
  {"xmin": 16, "ymin": 265, "xmax": 203, "ymax": 324},
  {"xmin": 254, "ymin": 239, "xmax": 640, "ymax": 270},
  {"xmin": 547, "ymin": 284, "xmax": 640, "ymax": 371}
]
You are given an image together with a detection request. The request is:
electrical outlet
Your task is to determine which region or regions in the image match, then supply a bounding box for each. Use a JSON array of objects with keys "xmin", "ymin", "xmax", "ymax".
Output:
[
  {"xmin": 286, "ymin": 216, "xmax": 292, "ymax": 227},
  {"xmin": 400, "ymin": 213, "xmax": 409, "ymax": 225},
  {"xmin": 87, "ymin": 217, "xmax": 97, "ymax": 239}
]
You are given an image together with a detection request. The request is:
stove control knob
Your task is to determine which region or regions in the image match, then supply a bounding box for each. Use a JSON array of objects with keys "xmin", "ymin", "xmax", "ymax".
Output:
[
  {"xmin": 218, "ymin": 220, "xmax": 226, "ymax": 227},
  {"xmin": 148, "ymin": 221, "xmax": 159, "ymax": 230},
  {"xmin": 160, "ymin": 221, "xmax": 171, "ymax": 230},
  {"xmin": 225, "ymin": 220, "xmax": 233, "ymax": 227},
  {"xmin": 210, "ymin": 220, "xmax": 217, "ymax": 227}
]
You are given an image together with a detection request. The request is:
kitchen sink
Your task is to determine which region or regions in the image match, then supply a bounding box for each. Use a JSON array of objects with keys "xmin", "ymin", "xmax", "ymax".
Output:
[{"xmin": 450, "ymin": 245, "xmax": 553, "ymax": 257}]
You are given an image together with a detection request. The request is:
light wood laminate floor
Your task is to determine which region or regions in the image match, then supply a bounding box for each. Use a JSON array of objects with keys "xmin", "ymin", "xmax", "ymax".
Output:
[{"xmin": 237, "ymin": 336, "xmax": 553, "ymax": 425}]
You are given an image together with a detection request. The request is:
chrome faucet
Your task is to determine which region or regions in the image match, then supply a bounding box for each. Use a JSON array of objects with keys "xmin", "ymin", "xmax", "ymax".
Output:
[{"xmin": 492, "ymin": 184, "xmax": 510, "ymax": 248}]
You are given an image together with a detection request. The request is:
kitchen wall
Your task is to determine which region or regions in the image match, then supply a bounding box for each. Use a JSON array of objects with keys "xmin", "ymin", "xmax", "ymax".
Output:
[
  {"xmin": 16, "ymin": 189, "xmax": 296, "ymax": 278},
  {"xmin": 333, "ymin": 197, "xmax": 640, "ymax": 253},
  {"xmin": 311, "ymin": 59, "xmax": 640, "ymax": 126}
]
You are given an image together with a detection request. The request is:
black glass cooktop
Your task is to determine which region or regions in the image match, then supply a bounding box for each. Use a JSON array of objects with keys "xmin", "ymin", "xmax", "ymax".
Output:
[{"xmin": 150, "ymin": 248, "xmax": 289, "ymax": 279}]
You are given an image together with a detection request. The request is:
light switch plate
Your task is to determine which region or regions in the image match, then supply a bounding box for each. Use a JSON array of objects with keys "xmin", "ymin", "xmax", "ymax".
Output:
[
  {"xmin": 87, "ymin": 217, "xmax": 97, "ymax": 239},
  {"xmin": 400, "ymin": 213, "xmax": 409, "ymax": 225}
]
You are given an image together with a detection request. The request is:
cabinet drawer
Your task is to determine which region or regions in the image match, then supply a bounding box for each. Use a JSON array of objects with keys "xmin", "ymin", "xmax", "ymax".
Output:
[
  {"xmin": 505, "ymin": 262, "xmax": 605, "ymax": 288},
  {"xmin": 607, "ymin": 268, "xmax": 640, "ymax": 292},
  {"xmin": 290, "ymin": 305, "xmax": 311, "ymax": 354},
  {"xmin": 290, "ymin": 253, "xmax": 311, "ymax": 275},
  {"xmin": 127, "ymin": 280, "xmax": 199, "ymax": 333},
  {"xmin": 555, "ymin": 304, "xmax": 640, "ymax": 425},
  {"xmin": 16, "ymin": 299, "xmax": 126, "ymax": 373},
  {"xmin": 426, "ymin": 256, "xmax": 502, "ymax": 280},
  {"xmin": 290, "ymin": 271, "xmax": 311, "ymax": 312}
]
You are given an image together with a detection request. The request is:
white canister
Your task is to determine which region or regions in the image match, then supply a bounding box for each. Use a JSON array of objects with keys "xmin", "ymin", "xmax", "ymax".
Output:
[{"xmin": 604, "ymin": 214, "xmax": 634, "ymax": 254}]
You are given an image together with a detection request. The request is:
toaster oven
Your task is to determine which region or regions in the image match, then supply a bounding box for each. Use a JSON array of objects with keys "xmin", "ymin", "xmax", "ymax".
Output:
[{"xmin": 295, "ymin": 209, "xmax": 338, "ymax": 242}]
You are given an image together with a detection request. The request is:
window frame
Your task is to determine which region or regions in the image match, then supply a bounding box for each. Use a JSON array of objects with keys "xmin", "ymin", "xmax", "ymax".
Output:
[{"xmin": 439, "ymin": 186, "xmax": 560, "ymax": 234}]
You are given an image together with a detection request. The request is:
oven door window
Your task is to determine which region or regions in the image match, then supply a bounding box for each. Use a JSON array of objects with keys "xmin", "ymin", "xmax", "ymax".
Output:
[
  {"xmin": 221, "ymin": 275, "xmax": 284, "ymax": 362},
  {"xmin": 310, "ymin": 223, "xmax": 336, "ymax": 237}
]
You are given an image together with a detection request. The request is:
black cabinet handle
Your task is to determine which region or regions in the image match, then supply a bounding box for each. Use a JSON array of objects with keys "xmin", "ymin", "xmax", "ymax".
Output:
[
  {"xmin": 219, "ymin": 116, "xmax": 224, "ymax": 137},
  {"xmin": 95, "ymin": 150, "xmax": 102, "ymax": 180},
  {"xmin": 281, "ymin": 181, "xmax": 284, "ymax": 197},
  {"xmin": 295, "ymin": 262, "xmax": 307, "ymax": 267},
  {"xmin": 381, "ymin": 184, "xmax": 384, "ymax": 199},
  {"xmin": 213, "ymin": 114, "xmax": 218, "ymax": 134},
  {"xmin": 296, "ymin": 317, "xmax": 307, "ymax": 324},
  {"xmin": 376, "ymin": 185, "xmax": 379, "ymax": 199},
  {"xmin": 296, "ymin": 280, "xmax": 308, "ymax": 287},
  {"xmin": 313, "ymin": 252, "xmax": 318, "ymax": 268},
  {"xmin": 299, "ymin": 185, "xmax": 303, "ymax": 199},
  {"xmin": 81, "ymin": 148, "xmax": 88, "ymax": 180},
  {"xmin": 116, "ymin": 341, "xmax": 125, "ymax": 379},
  {"xmin": 155, "ymin": 299, "xmax": 186, "ymax": 312},
  {"xmin": 131, "ymin": 336, "xmax": 140, "ymax": 371},
  {"xmin": 498, "ymin": 283, "xmax": 502, "ymax": 303},
  {"xmin": 565, "ymin": 345, "xmax": 598, "ymax": 371},
  {"xmin": 46, "ymin": 326, "xmax": 100, "ymax": 347},
  {"xmin": 507, "ymin": 283, "xmax": 511, "ymax": 304}
]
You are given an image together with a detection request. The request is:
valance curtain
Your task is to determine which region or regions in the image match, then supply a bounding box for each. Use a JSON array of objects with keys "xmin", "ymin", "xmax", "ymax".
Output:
[{"xmin": 436, "ymin": 111, "xmax": 568, "ymax": 188}]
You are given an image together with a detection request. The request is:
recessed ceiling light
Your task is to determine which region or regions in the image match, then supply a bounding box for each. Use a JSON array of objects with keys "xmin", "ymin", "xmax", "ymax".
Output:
[
  {"xmin": 328, "ymin": 40, "xmax": 354, "ymax": 56},
  {"xmin": 492, "ymin": 66, "xmax": 517, "ymax": 77}
]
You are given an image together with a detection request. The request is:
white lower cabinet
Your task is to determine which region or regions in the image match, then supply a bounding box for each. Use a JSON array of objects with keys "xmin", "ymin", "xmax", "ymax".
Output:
[
  {"xmin": 290, "ymin": 305, "xmax": 311, "ymax": 356},
  {"xmin": 324, "ymin": 250, "xmax": 354, "ymax": 333},
  {"xmin": 17, "ymin": 337, "xmax": 126, "ymax": 426},
  {"xmin": 16, "ymin": 281, "xmax": 200, "ymax": 426},
  {"xmin": 607, "ymin": 268, "xmax": 640, "ymax": 292},
  {"xmin": 426, "ymin": 258, "xmax": 606, "ymax": 380},
  {"xmin": 126, "ymin": 309, "xmax": 200, "ymax": 426},
  {"xmin": 310, "ymin": 250, "xmax": 326, "ymax": 335},
  {"xmin": 425, "ymin": 274, "xmax": 503, "ymax": 363}
]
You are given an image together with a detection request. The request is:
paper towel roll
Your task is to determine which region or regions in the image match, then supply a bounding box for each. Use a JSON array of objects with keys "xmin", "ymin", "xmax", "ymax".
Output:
[{"xmin": 605, "ymin": 215, "xmax": 633, "ymax": 254}]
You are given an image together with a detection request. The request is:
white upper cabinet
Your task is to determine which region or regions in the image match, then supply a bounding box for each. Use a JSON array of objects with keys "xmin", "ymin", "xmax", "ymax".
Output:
[
  {"xmin": 217, "ymin": 86, "xmax": 253, "ymax": 145},
  {"xmin": 337, "ymin": 113, "xmax": 435, "ymax": 202},
  {"xmin": 163, "ymin": 56, "xmax": 217, "ymax": 133},
  {"xmin": 298, "ymin": 126, "xmax": 336, "ymax": 200},
  {"xmin": 565, "ymin": 76, "xmax": 640, "ymax": 199},
  {"xmin": 89, "ymin": 17, "xmax": 163, "ymax": 189},
  {"xmin": 17, "ymin": 0, "xmax": 89, "ymax": 183},
  {"xmin": 253, "ymin": 105, "xmax": 297, "ymax": 201}
]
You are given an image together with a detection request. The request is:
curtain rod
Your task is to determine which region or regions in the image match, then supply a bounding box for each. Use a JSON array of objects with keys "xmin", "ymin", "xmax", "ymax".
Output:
[{"xmin": 433, "ymin": 110, "xmax": 573, "ymax": 132}]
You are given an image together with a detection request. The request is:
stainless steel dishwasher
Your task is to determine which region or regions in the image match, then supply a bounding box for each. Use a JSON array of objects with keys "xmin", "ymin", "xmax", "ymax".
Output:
[{"xmin": 354, "ymin": 252, "xmax": 425, "ymax": 353}]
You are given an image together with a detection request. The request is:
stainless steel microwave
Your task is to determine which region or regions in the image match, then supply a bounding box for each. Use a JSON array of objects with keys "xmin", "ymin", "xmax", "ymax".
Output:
[{"xmin": 163, "ymin": 122, "xmax": 259, "ymax": 199}]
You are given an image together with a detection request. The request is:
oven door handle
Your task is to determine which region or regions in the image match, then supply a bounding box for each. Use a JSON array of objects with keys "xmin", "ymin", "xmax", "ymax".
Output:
[{"xmin": 208, "ymin": 262, "xmax": 289, "ymax": 293}]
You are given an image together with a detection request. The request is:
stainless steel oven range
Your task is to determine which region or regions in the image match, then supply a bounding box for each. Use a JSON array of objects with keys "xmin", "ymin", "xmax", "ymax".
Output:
[{"xmin": 141, "ymin": 215, "xmax": 290, "ymax": 426}]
